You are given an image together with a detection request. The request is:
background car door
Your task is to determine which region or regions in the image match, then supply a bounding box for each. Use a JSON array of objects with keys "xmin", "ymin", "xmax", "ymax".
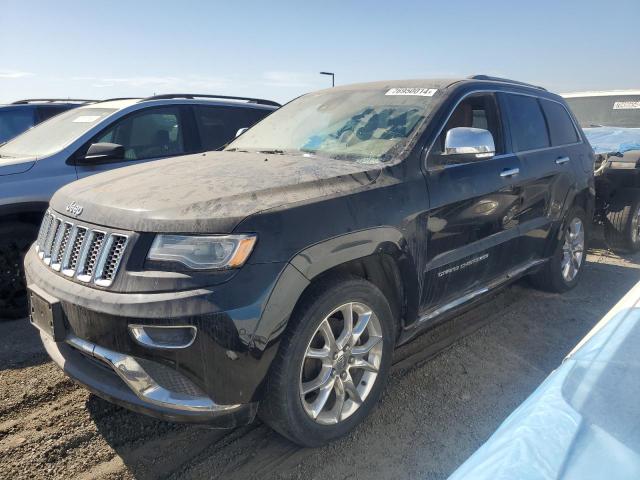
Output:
[
  {"xmin": 502, "ymin": 93, "xmax": 577, "ymax": 261},
  {"xmin": 421, "ymin": 93, "xmax": 524, "ymax": 313},
  {"xmin": 75, "ymin": 105, "xmax": 192, "ymax": 178}
]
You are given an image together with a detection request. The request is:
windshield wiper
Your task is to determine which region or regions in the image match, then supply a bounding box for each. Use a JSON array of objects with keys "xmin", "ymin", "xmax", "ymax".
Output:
[{"xmin": 225, "ymin": 148, "xmax": 250, "ymax": 153}]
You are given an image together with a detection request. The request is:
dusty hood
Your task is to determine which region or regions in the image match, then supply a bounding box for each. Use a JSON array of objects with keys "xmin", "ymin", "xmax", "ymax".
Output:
[
  {"xmin": 50, "ymin": 151, "xmax": 382, "ymax": 233},
  {"xmin": 0, "ymin": 156, "xmax": 36, "ymax": 176}
]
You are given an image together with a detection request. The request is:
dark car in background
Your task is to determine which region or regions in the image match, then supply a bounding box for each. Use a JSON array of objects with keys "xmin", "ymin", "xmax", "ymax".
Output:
[
  {"xmin": 564, "ymin": 91, "xmax": 640, "ymax": 252},
  {"xmin": 0, "ymin": 99, "xmax": 92, "ymax": 143},
  {"xmin": 0, "ymin": 94, "xmax": 279, "ymax": 318},
  {"xmin": 26, "ymin": 76, "xmax": 594, "ymax": 446}
]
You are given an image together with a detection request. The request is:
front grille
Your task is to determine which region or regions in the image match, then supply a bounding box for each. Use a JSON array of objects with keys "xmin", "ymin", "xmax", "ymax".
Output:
[{"xmin": 36, "ymin": 211, "xmax": 129, "ymax": 287}]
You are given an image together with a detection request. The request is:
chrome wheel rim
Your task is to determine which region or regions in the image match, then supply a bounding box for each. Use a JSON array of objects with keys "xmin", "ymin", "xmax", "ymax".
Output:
[
  {"xmin": 299, "ymin": 302, "xmax": 383, "ymax": 425},
  {"xmin": 561, "ymin": 217, "xmax": 585, "ymax": 282},
  {"xmin": 632, "ymin": 204, "xmax": 640, "ymax": 243}
]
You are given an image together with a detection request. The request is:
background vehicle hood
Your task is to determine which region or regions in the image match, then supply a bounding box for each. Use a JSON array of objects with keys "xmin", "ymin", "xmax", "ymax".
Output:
[
  {"xmin": 50, "ymin": 151, "xmax": 382, "ymax": 233},
  {"xmin": 0, "ymin": 156, "xmax": 36, "ymax": 176},
  {"xmin": 583, "ymin": 127, "xmax": 640, "ymax": 154}
]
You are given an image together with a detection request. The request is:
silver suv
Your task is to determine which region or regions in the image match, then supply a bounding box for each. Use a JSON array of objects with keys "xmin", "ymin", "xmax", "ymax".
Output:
[{"xmin": 0, "ymin": 94, "xmax": 279, "ymax": 318}]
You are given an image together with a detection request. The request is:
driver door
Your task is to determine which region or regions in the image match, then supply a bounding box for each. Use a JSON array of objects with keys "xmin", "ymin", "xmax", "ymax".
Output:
[
  {"xmin": 75, "ymin": 106, "xmax": 189, "ymax": 178},
  {"xmin": 421, "ymin": 93, "xmax": 525, "ymax": 312}
]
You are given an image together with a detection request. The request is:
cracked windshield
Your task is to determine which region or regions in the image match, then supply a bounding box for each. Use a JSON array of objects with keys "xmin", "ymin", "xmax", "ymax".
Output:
[{"xmin": 227, "ymin": 87, "xmax": 438, "ymax": 163}]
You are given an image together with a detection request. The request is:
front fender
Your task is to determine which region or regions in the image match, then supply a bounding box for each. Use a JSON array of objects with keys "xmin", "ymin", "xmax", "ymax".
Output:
[{"xmin": 251, "ymin": 227, "xmax": 420, "ymax": 347}]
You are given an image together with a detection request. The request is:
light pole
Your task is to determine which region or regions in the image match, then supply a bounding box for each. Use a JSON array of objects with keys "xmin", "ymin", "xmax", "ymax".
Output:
[{"xmin": 320, "ymin": 71, "xmax": 335, "ymax": 87}]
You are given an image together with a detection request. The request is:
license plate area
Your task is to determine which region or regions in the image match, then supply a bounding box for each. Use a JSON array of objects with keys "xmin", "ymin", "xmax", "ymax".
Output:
[{"xmin": 28, "ymin": 286, "xmax": 66, "ymax": 342}]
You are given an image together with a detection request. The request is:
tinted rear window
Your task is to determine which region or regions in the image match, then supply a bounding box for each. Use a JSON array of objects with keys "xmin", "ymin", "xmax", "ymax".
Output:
[
  {"xmin": 195, "ymin": 106, "xmax": 271, "ymax": 151},
  {"xmin": 540, "ymin": 99, "xmax": 579, "ymax": 146},
  {"xmin": 505, "ymin": 94, "xmax": 550, "ymax": 152}
]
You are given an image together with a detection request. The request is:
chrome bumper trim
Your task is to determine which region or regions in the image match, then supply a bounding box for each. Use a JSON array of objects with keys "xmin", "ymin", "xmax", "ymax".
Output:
[{"xmin": 63, "ymin": 334, "xmax": 241, "ymax": 414}]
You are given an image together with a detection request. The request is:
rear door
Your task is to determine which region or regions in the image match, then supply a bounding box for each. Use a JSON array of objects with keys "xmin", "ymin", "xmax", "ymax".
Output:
[
  {"xmin": 502, "ymin": 93, "xmax": 577, "ymax": 261},
  {"xmin": 422, "ymin": 92, "xmax": 524, "ymax": 311},
  {"xmin": 75, "ymin": 105, "xmax": 193, "ymax": 178}
]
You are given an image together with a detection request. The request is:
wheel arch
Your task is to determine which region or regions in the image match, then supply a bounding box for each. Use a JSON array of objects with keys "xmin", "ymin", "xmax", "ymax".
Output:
[
  {"xmin": 0, "ymin": 201, "xmax": 48, "ymax": 227},
  {"xmin": 252, "ymin": 228, "xmax": 420, "ymax": 348}
]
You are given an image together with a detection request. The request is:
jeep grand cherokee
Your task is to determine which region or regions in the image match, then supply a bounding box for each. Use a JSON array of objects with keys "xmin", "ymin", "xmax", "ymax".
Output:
[{"xmin": 25, "ymin": 76, "xmax": 595, "ymax": 446}]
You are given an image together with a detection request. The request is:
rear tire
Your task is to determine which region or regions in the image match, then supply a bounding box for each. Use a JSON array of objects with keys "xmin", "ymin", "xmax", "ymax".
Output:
[
  {"xmin": 603, "ymin": 189, "xmax": 640, "ymax": 253},
  {"xmin": 0, "ymin": 223, "xmax": 39, "ymax": 320},
  {"xmin": 530, "ymin": 207, "xmax": 588, "ymax": 293},
  {"xmin": 259, "ymin": 276, "xmax": 395, "ymax": 447}
]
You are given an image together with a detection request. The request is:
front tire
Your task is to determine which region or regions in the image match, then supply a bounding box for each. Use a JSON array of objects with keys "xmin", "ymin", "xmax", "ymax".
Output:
[
  {"xmin": 0, "ymin": 223, "xmax": 39, "ymax": 320},
  {"xmin": 603, "ymin": 189, "xmax": 640, "ymax": 253},
  {"xmin": 530, "ymin": 207, "xmax": 588, "ymax": 293},
  {"xmin": 259, "ymin": 277, "xmax": 395, "ymax": 447}
]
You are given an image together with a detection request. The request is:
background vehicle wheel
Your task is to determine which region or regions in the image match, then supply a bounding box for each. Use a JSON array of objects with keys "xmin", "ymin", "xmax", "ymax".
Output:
[
  {"xmin": 530, "ymin": 207, "xmax": 588, "ymax": 293},
  {"xmin": 0, "ymin": 223, "xmax": 39, "ymax": 320},
  {"xmin": 259, "ymin": 276, "xmax": 396, "ymax": 447},
  {"xmin": 603, "ymin": 189, "xmax": 640, "ymax": 253}
]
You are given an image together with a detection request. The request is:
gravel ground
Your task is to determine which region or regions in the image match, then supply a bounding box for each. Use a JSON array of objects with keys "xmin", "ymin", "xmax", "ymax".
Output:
[{"xmin": 1, "ymin": 238, "xmax": 638, "ymax": 480}]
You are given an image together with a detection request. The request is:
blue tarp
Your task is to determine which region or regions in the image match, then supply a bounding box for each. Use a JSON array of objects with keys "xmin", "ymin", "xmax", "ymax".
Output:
[
  {"xmin": 583, "ymin": 127, "xmax": 640, "ymax": 154},
  {"xmin": 449, "ymin": 280, "xmax": 640, "ymax": 480}
]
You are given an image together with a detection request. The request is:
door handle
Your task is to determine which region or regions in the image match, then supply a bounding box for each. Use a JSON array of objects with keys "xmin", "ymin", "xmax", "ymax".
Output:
[
  {"xmin": 555, "ymin": 156, "xmax": 570, "ymax": 165},
  {"xmin": 500, "ymin": 168, "xmax": 520, "ymax": 178}
]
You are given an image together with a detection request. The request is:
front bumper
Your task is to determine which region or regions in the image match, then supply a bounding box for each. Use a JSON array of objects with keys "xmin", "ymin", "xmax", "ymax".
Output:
[
  {"xmin": 24, "ymin": 244, "xmax": 302, "ymax": 422},
  {"xmin": 40, "ymin": 330, "xmax": 256, "ymax": 426}
]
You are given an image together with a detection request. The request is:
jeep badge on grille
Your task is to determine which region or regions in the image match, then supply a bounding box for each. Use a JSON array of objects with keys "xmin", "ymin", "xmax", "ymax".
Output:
[{"xmin": 65, "ymin": 202, "xmax": 83, "ymax": 217}]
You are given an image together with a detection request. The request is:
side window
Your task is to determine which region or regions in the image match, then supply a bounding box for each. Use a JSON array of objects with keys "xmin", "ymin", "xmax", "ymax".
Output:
[
  {"xmin": 540, "ymin": 99, "xmax": 579, "ymax": 146},
  {"xmin": 504, "ymin": 94, "xmax": 550, "ymax": 152},
  {"xmin": 93, "ymin": 107, "xmax": 185, "ymax": 161},
  {"xmin": 433, "ymin": 93, "xmax": 504, "ymax": 157},
  {"xmin": 194, "ymin": 106, "xmax": 270, "ymax": 151},
  {"xmin": 36, "ymin": 106, "xmax": 69, "ymax": 123}
]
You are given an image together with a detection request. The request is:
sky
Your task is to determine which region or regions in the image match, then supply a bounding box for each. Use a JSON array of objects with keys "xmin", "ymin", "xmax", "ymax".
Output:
[{"xmin": 1, "ymin": 0, "xmax": 639, "ymax": 104}]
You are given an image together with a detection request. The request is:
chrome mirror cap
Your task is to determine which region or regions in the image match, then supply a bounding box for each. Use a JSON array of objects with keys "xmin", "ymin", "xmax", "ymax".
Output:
[
  {"xmin": 444, "ymin": 127, "xmax": 495, "ymax": 158},
  {"xmin": 235, "ymin": 127, "xmax": 249, "ymax": 138}
]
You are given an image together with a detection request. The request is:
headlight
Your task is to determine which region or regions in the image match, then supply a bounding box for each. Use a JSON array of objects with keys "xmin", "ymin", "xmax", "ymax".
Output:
[{"xmin": 147, "ymin": 234, "xmax": 257, "ymax": 270}]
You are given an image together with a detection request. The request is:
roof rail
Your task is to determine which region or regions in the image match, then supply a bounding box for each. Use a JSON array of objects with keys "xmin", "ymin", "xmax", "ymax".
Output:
[
  {"xmin": 468, "ymin": 75, "xmax": 547, "ymax": 91},
  {"xmin": 139, "ymin": 93, "xmax": 281, "ymax": 107},
  {"xmin": 11, "ymin": 98, "xmax": 97, "ymax": 105},
  {"xmin": 94, "ymin": 97, "xmax": 140, "ymax": 103}
]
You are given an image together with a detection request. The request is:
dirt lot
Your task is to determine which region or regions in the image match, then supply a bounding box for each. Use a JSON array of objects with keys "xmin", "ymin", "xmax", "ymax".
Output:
[{"xmin": 1, "ymin": 237, "xmax": 639, "ymax": 480}]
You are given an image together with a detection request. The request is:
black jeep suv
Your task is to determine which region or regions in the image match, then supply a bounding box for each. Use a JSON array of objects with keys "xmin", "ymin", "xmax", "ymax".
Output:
[{"xmin": 26, "ymin": 76, "xmax": 595, "ymax": 446}]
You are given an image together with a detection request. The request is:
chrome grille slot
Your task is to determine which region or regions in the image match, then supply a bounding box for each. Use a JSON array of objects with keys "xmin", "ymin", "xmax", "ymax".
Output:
[
  {"xmin": 63, "ymin": 226, "xmax": 87, "ymax": 276},
  {"xmin": 94, "ymin": 235, "xmax": 128, "ymax": 286},
  {"xmin": 35, "ymin": 211, "xmax": 129, "ymax": 287},
  {"xmin": 77, "ymin": 231, "xmax": 106, "ymax": 281},
  {"xmin": 36, "ymin": 212, "xmax": 53, "ymax": 255},
  {"xmin": 43, "ymin": 218, "xmax": 62, "ymax": 264},
  {"xmin": 50, "ymin": 222, "xmax": 72, "ymax": 271}
]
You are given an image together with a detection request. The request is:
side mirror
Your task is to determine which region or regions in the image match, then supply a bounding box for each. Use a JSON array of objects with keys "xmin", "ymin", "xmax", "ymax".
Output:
[
  {"xmin": 444, "ymin": 127, "xmax": 495, "ymax": 160},
  {"xmin": 81, "ymin": 142, "xmax": 125, "ymax": 163},
  {"xmin": 236, "ymin": 127, "xmax": 249, "ymax": 138}
]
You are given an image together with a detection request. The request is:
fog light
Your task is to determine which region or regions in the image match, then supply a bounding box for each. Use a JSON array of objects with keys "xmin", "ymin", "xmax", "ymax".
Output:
[{"xmin": 128, "ymin": 325, "xmax": 197, "ymax": 349}]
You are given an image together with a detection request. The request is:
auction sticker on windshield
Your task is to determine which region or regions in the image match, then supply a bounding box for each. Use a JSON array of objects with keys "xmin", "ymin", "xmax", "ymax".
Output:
[
  {"xmin": 613, "ymin": 101, "xmax": 640, "ymax": 110},
  {"xmin": 386, "ymin": 88, "xmax": 437, "ymax": 96}
]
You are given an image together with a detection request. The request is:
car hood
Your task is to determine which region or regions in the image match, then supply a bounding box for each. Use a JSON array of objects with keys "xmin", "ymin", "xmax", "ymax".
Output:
[
  {"xmin": 0, "ymin": 156, "xmax": 37, "ymax": 176},
  {"xmin": 50, "ymin": 151, "xmax": 383, "ymax": 233},
  {"xmin": 583, "ymin": 127, "xmax": 640, "ymax": 154}
]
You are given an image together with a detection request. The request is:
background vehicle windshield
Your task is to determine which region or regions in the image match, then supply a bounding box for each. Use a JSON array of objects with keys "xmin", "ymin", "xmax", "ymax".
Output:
[
  {"xmin": 0, "ymin": 107, "xmax": 117, "ymax": 158},
  {"xmin": 566, "ymin": 95, "xmax": 640, "ymax": 128},
  {"xmin": 0, "ymin": 109, "xmax": 35, "ymax": 143},
  {"xmin": 227, "ymin": 88, "xmax": 438, "ymax": 163}
]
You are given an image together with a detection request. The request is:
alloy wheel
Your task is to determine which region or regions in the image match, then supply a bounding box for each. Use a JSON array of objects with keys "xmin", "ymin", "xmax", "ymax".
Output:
[
  {"xmin": 632, "ymin": 204, "xmax": 640, "ymax": 243},
  {"xmin": 299, "ymin": 302, "xmax": 383, "ymax": 425},
  {"xmin": 561, "ymin": 217, "xmax": 585, "ymax": 282}
]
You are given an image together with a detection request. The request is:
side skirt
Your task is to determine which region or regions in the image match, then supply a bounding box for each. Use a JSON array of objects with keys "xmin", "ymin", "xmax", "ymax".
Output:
[{"xmin": 398, "ymin": 258, "xmax": 547, "ymax": 345}]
